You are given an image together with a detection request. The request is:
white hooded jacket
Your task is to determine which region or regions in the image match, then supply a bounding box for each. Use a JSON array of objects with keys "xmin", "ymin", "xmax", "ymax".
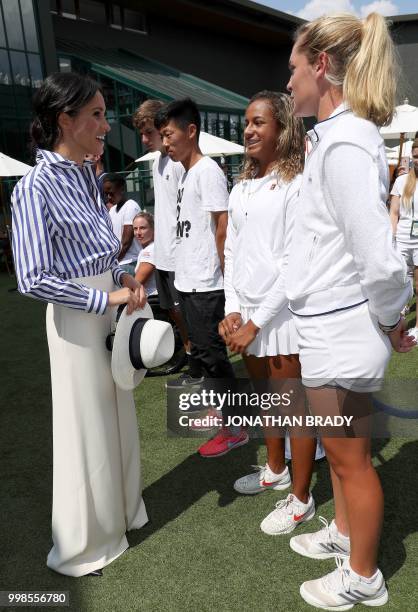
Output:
[
  {"xmin": 286, "ymin": 105, "xmax": 410, "ymax": 326},
  {"xmin": 224, "ymin": 173, "xmax": 301, "ymax": 329}
]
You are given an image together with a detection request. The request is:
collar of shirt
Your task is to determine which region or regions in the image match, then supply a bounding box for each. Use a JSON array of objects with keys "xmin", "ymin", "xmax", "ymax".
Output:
[
  {"xmin": 36, "ymin": 148, "xmax": 95, "ymax": 170},
  {"xmin": 242, "ymin": 171, "xmax": 281, "ymax": 195},
  {"xmin": 307, "ymin": 102, "xmax": 351, "ymax": 146}
]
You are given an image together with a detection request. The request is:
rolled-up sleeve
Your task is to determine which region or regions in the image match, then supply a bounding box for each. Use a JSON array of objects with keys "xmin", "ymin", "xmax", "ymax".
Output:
[{"xmin": 12, "ymin": 184, "xmax": 108, "ymax": 315}]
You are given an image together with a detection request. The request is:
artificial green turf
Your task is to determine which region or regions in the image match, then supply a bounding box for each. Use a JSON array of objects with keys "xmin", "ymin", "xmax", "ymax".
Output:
[{"xmin": 1, "ymin": 273, "xmax": 418, "ymax": 612}]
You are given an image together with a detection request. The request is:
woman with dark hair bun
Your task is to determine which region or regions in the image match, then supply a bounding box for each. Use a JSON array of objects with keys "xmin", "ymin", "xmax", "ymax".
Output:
[{"xmin": 12, "ymin": 72, "xmax": 148, "ymax": 577}]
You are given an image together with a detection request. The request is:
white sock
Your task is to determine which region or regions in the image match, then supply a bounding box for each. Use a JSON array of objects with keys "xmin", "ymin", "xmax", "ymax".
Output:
[
  {"xmin": 348, "ymin": 562, "xmax": 380, "ymax": 583},
  {"xmin": 266, "ymin": 463, "xmax": 286, "ymax": 478}
]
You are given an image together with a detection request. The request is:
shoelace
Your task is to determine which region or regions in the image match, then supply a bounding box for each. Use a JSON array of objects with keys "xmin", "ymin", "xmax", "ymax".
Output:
[
  {"xmin": 323, "ymin": 557, "xmax": 351, "ymax": 594},
  {"xmin": 311, "ymin": 515, "xmax": 332, "ymax": 544},
  {"xmin": 249, "ymin": 464, "xmax": 267, "ymax": 479},
  {"xmin": 274, "ymin": 494, "xmax": 296, "ymax": 515}
]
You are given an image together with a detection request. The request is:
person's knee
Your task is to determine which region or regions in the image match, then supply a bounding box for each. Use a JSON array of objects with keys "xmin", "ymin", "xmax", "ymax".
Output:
[{"xmin": 327, "ymin": 455, "xmax": 372, "ymax": 480}]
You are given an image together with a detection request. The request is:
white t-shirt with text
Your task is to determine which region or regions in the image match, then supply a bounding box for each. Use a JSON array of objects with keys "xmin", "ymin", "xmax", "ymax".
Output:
[
  {"xmin": 174, "ymin": 156, "xmax": 229, "ymax": 292},
  {"xmin": 152, "ymin": 153, "xmax": 183, "ymax": 271}
]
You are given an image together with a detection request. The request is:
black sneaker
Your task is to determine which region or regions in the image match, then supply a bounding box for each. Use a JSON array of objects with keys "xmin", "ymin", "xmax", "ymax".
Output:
[{"xmin": 166, "ymin": 373, "xmax": 205, "ymax": 389}]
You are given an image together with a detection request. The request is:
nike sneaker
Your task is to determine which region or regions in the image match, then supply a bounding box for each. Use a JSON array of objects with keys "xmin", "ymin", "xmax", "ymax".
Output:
[
  {"xmin": 260, "ymin": 493, "xmax": 315, "ymax": 535},
  {"xmin": 233, "ymin": 464, "xmax": 291, "ymax": 495}
]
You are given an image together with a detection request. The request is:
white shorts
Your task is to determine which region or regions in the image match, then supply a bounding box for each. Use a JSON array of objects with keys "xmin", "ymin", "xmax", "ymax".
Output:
[
  {"xmin": 398, "ymin": 243, "xmax": 418, "ymax": 276},
  {"xmin": 240, "ymin": 304, "xmax": 299, "ymax": 357},
  {"xmin": 293, "ymin": 302, "xmax": 391, "ymax": 393}
]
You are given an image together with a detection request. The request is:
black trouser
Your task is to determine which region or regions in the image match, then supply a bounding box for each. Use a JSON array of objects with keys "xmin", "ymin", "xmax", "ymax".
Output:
[{"xmin": 177, "ymin": 289, "xmax": 234, "ymax": 379}]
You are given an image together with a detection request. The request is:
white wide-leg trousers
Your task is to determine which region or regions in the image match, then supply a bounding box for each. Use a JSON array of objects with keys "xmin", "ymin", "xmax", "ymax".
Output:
[{"xmin": 45, "ymin": 271, "xmax": 148, "ymax": 577}]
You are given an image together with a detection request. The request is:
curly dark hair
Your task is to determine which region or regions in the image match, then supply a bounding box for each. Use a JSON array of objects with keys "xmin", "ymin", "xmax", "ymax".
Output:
[{"xmin": 239, "ymin": 91, "xmax": 305, "ymax": 182}]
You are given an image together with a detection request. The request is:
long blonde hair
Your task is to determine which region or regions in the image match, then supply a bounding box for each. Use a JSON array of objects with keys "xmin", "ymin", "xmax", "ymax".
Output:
[
  {"xmin": 295, "ymin": 12, "xmax": 397, "ymax": 127},
  {"xmin": 401, "ymin": 139, "xmax": 418, "ymax": 211},
  {"xmin": 239, "ymin": 91, "xmax": 305, "ymax": 182}
]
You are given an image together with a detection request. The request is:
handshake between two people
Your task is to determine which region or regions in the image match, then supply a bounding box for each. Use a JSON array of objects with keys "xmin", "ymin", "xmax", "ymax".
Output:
[{"xmin": 218, "ymin": 312, "xmax": 259, "ymax": 355}]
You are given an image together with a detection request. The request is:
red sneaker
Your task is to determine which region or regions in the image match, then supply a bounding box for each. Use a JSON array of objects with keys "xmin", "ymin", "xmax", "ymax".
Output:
[{"xmin": 198, "ymin": 429, "xmax": 249, "ymax": 458}]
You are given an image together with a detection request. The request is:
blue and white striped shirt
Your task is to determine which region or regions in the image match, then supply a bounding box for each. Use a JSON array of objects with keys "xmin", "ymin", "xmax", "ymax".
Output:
[{"xmin": 12, "ymin": 149, "xmax": 125, "ymax": 315}]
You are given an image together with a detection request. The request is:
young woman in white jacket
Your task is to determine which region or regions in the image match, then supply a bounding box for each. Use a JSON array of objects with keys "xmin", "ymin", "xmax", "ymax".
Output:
[
  {"xmin": 285, "ymin": 12, "xmax": 415, "ymax": 610},
  {"xmin": 219, "ymin": 91, "xmax": 318, "ymax": 536},
  {"xmin": 390, "ymin": 139, "xmax": 418, "ymax": 340}
]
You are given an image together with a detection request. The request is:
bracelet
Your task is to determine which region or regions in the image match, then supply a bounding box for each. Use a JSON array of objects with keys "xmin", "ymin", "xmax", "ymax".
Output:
[{"xmin": 378, "ymin": 317, "xmax": 401, "ymax": 334}]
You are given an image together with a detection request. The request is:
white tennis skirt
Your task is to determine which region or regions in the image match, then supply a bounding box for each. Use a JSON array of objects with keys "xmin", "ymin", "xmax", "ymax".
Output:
[
  {"xmin": 240, "ymin": 304, "xmax": 299, "ymax": 357},
  {"xmin": 293, "ymin": 302, "xmax": 392, "ymax": 393},
  {"xmin": 46, "ymin": 271, "xmax": 148, "ymax": 577}
]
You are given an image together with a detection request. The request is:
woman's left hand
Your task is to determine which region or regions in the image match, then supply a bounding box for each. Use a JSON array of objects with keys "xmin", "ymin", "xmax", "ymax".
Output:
[
  {"xmin": 388, "ymin": 318, "xmax": 416, "ymax": 353},
  {"xmin": 121, "ymin": 273, "xmax": 147, "ymax": 309},
  {"xmin": 227, "ymin": 320, "xmax": 259, "ymax": 355}
]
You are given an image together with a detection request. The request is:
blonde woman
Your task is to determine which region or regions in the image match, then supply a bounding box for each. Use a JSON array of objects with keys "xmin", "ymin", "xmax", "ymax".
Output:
[
  {"xmin": 219, "ymin": 91, "xmax": 317, "ymax": 534},
  {"xmin": 390, "ymin": 140, "xmax": 418, "ymax": 340},
  {"xmin": 285, "ymin": 13, "xmax": 414, "ymax": 609}
]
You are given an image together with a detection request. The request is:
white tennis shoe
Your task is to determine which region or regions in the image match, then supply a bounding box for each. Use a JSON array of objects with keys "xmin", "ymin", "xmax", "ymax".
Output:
[
  {"xmin": 290, "ymin": 516, "xmax": 350, "ymax": 560},
  {"xmin": 233, "ymin": 464, "xmax": 291, "ymax": 495},
  {"xmin": 300, "ymin": 557, "xmax": 388, "ymax": 610},
  {"xmin": 260, "ymin": 493, "xmax": 315, "ymax": 535}
]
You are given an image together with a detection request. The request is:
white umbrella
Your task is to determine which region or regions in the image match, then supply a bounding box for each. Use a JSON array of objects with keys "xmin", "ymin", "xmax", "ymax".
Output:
[
  {"xmin": 0, "ymin": 152, "xmax": 32, "ymax": 176},
  {"xmin": 135, "ymin": 131, "xmax": 244, "ymax": 162},
  {"xmin": 380, "ymin": 100, "xmax": 418, "ymax": 139},
  {"xmin": 380, "ymin": 99, "xmax": 418, "ymax": 162}
]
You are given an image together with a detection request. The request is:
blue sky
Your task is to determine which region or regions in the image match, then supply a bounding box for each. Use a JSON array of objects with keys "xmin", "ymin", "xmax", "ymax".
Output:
[{"xmin": 253, "ymin": 0, "xmax": 416, "ymax": 19}]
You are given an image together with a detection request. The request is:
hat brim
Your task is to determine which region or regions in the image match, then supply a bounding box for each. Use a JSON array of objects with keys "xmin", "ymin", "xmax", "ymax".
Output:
[{"xmin": 111, "ymin": 303, "xmax": 153, "ymax": 390}]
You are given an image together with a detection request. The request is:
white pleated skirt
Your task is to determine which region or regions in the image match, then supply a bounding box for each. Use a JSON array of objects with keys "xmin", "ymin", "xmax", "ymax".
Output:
[
  {"xmin": 46, "ymin": 271, "xmax": 148, "ymax": 577},
  {"xmin": 294, "ymin": 302, "xmax": 392, "ymax": 392},
  {"xmin": 240, "ymin": 304, "xmax": 299, "ymax": 357}
]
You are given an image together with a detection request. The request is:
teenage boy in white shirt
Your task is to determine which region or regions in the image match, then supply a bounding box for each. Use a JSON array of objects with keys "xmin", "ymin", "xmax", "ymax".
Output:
[
  {"xmin": 157, "ymin": 98, "xmax": 246, "ymax": 456},
  {"xmin": 132, "ymin": 99, "xmax": 190, "ymax": 379},
  {"xmin": 104, "ymin": 175, "xmax": 141, "ymax": 275}
]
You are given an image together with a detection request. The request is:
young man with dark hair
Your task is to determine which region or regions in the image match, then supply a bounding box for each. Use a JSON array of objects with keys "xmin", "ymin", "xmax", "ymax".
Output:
[
  {"xmin": 133, "ymin": 99, "xmax": 190, "ymax": 379},
  {"xmin": 103, "ymin": 174, "xmax": 142, "ymax": 275},
  {"xmin": 157, "ymin": 98, "xmax": 247, "ymax": 457}
]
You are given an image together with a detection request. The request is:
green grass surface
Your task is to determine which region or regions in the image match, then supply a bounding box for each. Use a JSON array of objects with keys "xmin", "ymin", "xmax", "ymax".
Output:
[{"xmin": 1, "ymin": 273, "xmax": 418, "ymax": 612}]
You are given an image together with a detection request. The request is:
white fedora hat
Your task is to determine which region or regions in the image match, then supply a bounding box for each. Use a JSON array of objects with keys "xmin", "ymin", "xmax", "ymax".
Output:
[{"xmin": 109, "ymin": 303, "xmax": 174, "ymax": 390}]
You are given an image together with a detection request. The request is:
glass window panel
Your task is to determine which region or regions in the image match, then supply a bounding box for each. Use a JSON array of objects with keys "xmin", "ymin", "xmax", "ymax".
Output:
[
  {"xmin": 28, "ymin": 53, "xmax": 42, "ymax": 87},
  {"xmin": 2, "ymin": 0, "xmax": 25, "ymax": 50},
  {"xmin": 10, "ymin": 50, "xmax": 29, "ymax": 86},
  {"xmin": 111, "ymin": 3, "xmax": 122, "ymax": 29},
  {"xmin": 49, "ymin": 0, "xmax": 59, "ymax": 14},
  {"xmin": 58, "ymin": 56, "xmax": 71, "ymax": 72},
  {"xmin": 0, "ymin": 4, "xmax": 6, "ymax": 47},
  {"xmin": 0, "ymin": 48, "xmax": 11, "ymax": 84},
  {"xmin": 123, "ymin": 8, "xmax": 146, "ymax": 33},
  {"xmin": 79, "ymin": 0, "xmax": 106, "ymax": 25},
  {"xmin": 20, "ymin": 0, "xmax": 39, "ymax": 52},
  {"xmin": 61, "ymin": 0, "xmax": 76, "ymax": 19},
  {"xmin": 207, "ymin": 112, "xmax": 217, "ymax": 136}
]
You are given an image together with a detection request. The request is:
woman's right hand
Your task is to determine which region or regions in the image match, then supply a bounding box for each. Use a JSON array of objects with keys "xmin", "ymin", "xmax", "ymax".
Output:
[
  {"xmin": 218, "ymin": 312, "xmax": 243, "ymax": 344},
  {"xmin": 108, "ymin": 287, "xmax": 142, "ymax": 315}
]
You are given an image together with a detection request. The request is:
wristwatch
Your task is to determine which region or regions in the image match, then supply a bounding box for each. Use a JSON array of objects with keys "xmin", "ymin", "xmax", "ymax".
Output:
[{"xmin": 378, "ymin": 317, "xmax": 401, "ymax": 334}]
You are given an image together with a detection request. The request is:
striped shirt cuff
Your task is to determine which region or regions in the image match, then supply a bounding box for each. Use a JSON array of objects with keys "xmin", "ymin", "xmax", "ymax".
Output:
[
  {"xmin": 112, "ymin": 266, "xmax": 126, "ymax": 288},
  {"xmin": 87, "ymin": 288, "xmax": 108, "ymax": 315}
]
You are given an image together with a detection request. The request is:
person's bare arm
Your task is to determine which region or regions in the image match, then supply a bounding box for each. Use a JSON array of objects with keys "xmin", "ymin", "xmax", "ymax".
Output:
[
  {"xmin": 134, "ymin": 262, "xmax": 154, "ymax": 286},
  {"xmin": 389, "ymin": 195, "xmax": 400, "ymax": 237},
  {"xmin": 212, "ymin": 210, "xmax": 228, "ymax": 273},
  {"xmin": 119, "ymin": 225, "xmax": 134, "ymax": 261}
]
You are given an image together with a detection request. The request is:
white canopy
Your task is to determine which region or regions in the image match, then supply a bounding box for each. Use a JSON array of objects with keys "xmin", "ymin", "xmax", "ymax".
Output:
[
  {"xmin": 0, "ymin": 152, "xmax": 32, "ymax": 177},
  {"xmin": 380, "ymin": 100, "xmax": 418, "ymax": 140},
  {"xmin": 135, "ymin": 131, "xmax": 244, "ymax": 162}
]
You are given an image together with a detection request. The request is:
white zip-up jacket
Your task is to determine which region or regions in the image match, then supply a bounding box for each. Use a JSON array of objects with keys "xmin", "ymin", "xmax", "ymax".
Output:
[
  {"xmin": 286, "ymin": 106, "xmax": 410, "ymax": 326},
  {"xmin": 224, "ymin": 173, "xmax": 301, "ymax": 329}
]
